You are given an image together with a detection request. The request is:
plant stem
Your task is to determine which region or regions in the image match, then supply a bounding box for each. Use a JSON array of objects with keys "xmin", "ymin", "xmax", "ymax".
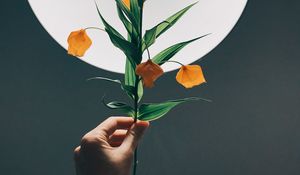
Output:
[
  {"xmin": 163, "ymin": 60, "xmax": 185, "ymax": 66},
  {"xmin": 133, "ymin": 76, "xmax": 139, "ymax": 123},
  {"xmin": 145, "ymin": 43, "xmax": 151, "ymax": 60},
  {"xmin": 132, "ymin": 78, "xmax": 139, "ymax": 175},
  {"xmin": 132, "ymin": 1, "xmax": 144, "ymax": 175},
  {"xmin": 133, "ymin": 145, "xmax": 139, "ymax": 175}
]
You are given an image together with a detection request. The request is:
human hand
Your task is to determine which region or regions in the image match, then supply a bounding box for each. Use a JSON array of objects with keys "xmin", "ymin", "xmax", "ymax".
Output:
[{"xmin": 74, "ymin": 117, "xmax": 149, "ymax": 175}]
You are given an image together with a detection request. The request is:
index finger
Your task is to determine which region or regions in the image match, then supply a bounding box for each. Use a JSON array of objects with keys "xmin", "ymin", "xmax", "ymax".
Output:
[{"xmin": 92, "ymin": 117, "xmax": 134, "ymax": 139}]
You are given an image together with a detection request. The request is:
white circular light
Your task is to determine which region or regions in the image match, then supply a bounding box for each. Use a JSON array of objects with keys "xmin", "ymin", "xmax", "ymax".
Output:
[{"xmin": 28, "ymin": 0, "xmax": 247, "ymax": 74}]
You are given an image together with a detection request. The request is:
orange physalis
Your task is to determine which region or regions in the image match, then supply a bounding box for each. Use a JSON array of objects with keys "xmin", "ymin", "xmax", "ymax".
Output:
[
  {"xmin": 136, "ymin": 59, "xmax": 164, "ymax": 88},
  {"xmin": 176, "ymin": 65, "xmax": 206, "ymax": 88},
  {"xmin": 67, "ymin": 29, "xmax": 92, "ymax": 57},
  {"xmin": 123, "ymin": 0, "xmax": 130, "ymax": 9}
]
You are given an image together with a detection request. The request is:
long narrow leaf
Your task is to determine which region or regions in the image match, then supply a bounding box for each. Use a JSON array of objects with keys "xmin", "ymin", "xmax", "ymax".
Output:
[
  {"xmin": 102, "ymin": 97, "xmax": 135, "ymax": 117},
  {"xmin": 156, "ymin": 2, "xmax": 198, "ymax": 38},
  {"xmin": 95, "ymin": 3, "xmax": 137, "ymax": 66},
  {"xmin": 116, "ymin": 6, "xmax": 133, "ymax": 34},
  {"xmin": 95, "ymin": 3, "xmax": 125, "ymax": 39},
  {"xmin": 138, "ymin": 97, "xmax": 211, "ymax": 121},
  {"xmin": 130, "ymin": 0, "xmax": 141, "ymax": 30},
  {"xmin": 124, "ymin": 31, "xmax": 137, "ymax": 87},
  {"xmin": 115, "ymin": 0, "xmax": 139, "ymax": 32},
  {"xmin": 142, "ymin": 21, "xmax": 169, "ymax": 51},
  {"xmin": 138, "ymin": 0, "xmax": 144, "ymax": 7},
  {"xmin": 88, "ymin": 77, "xmax": 135, "ymax": 100},
  {"xmin": 137, "ymin": 80, "xmax": 143, "ymax": 102},
  {"xmin": 125, "ymin": 60, "xmax": 136, "ymax": 86},
  {"xmin": 142, "ymin": 2, "xmax": 198, "ymax": 51},
  {"xmin": 116, "ymin": 6, "xmax": 139, "ymax": 45},
  {"xmin": 152, "ymin": 34, "xmax": 210, "ymax": 65}
]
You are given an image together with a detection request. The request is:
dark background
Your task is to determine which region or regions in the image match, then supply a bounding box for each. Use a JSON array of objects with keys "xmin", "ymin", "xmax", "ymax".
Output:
[{"xmin": 1, "ymin": 1, "xmax": 300, "ymax": 175}]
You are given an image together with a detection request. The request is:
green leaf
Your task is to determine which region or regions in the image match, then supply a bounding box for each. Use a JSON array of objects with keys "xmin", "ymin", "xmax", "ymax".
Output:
[
  {"xmin": 124, "ymin": 27, "xmax": 138, "ymax": 99},
  {"xmin": 137, "ymin": 80, "xmax": 143, "ymax": 102},
  {"xmin": 87, "ymin": 77, "xmax": 135, "ymax": 100},
  {"xmin": 124, "ymin": 25, "xmax": 137, "ymax": 87},
  {"xmin": 115, "ymin": 0, "xmax": 139, "ymax": 33},
  {"xmin": 152, "ymin": 34, "xmax": 210, "ymax": 65},
  {"xmin": 138, "ymin": 97, "xmax": 212, "ymax": 121},
  {"xmin": 142, "ymin": 21, "xmax": 169, "ymax": 51},
  {"xmin": 138, "ymin": 0, "xmax": 144, "ymax": 7},
  {"xmin": 143, "ymin": 27, "xmax": 157, "ymax": 48},
  {"xmin": 116, "ymin": 5, "xmax": 133, "ymax": 34},
  {"xmin": 124, "ymin": 65, "xmax": 143, "ymax": 102},
  {"xmin": 124, "ymin": 62, "xmax": 143, "ymax": 102},
  {"xmin": 130, "ymin": 0, "xmax": 141, "ymax": 30},
  {"xmin": 116, "ymin": 6, "xmax": 139, "ymax": 44},
  {"xmin": 156, "ymin": 2, "xmax": 197, "ymax": 38},
  {"xmin": 95, "ymin": 3, "xmax": 125, "ymax": 39},
  {"xmin": 142, "ymin": 2, "xmax": 197, "ymax": 51},
  {"xmin": 95, "ymin": 3, "xmax": 137, "ymax": 66},
  {"xmin": 102, "ymin": 98, "xmax": 135, "ymax": 117},
  {"xmin": 125, "ymin": 59, "xmax": 136, "ymax": 86}
]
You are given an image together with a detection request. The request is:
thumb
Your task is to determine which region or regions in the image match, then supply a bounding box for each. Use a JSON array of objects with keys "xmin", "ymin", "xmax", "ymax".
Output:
[{"xmin": 120, "ymin": 120, "xmax": 149, "ymax": 152}]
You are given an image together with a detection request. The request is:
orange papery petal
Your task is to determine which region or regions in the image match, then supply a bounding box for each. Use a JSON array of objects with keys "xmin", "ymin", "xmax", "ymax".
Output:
[
  {"xmin": 67, "ymin": 29, "xmax": 92, "ymax": 57},
  {"xmin": 123, "ymin": 0, "xmax": 130, "ymax": 9},
  {"xmin": 176, "ymin": 65, "xmax": 206, "ymax": 88},
  {"xmin": 136, "ymin": 59, "xmax": 164, "ymax": 88}
]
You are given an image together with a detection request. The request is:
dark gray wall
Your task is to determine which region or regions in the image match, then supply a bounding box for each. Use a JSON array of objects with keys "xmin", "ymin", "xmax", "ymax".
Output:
[{"xmin": 1, "ymin": 1, "xmax": 300, "ymax": 175}]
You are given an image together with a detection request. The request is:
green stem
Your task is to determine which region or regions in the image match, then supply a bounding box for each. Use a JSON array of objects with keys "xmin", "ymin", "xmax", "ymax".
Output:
[
  {"xmin": 145, "ymin": 43, "xmax": 151, "ymax": 60},
  {"xmin": 133, "ymin": 140, "xmax": 139, "ymax": 175},
  {"xmin": 132, "ymin": 77, "xmax": 139, "ymax": 175},
  {"xmin": 132, "ymin": 2, "xmax": 144, "ymax": 175},
  {"xmin": 133, "ymin": 76, "xmax": 139, "ymax": 123},
  {"xmin": 162, "ymin": 60, "xmax": 185, "ymax": 66}
]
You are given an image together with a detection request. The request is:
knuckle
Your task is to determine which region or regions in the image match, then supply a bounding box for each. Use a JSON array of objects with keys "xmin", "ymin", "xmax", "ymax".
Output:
[
  {"xmin": 80, "ymin": 134, "xmax": 101, "ymax": 148},
  {"xmin": 129, "ymin": 130, "xmax": 138, "ymax": 138},
  {"xmin": 106, "ymin": 117, "xmax": 117, "ymax": 125}
]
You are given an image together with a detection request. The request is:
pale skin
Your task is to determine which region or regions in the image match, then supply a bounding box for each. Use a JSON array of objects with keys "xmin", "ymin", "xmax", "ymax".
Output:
[{"xmin": 74, "ymin": 117, "xmax": 150, "ymax": 175}]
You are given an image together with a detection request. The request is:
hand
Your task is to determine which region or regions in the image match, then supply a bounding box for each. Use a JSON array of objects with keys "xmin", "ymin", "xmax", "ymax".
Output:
[{"xmin": 74, "ymin": 117, "xmax": 150, "ymax": 175}]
